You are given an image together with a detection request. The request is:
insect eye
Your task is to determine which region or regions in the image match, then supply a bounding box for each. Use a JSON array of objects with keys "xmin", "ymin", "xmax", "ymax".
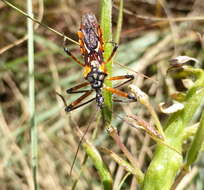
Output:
[{"xmin": 87, "ymin": 76, "xmax": 94, "ymax": 82}]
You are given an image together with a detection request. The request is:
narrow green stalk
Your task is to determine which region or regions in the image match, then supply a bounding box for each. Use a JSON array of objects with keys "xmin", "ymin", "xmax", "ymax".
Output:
[
  {"xmin": 186, "ymin": 109, "xmax": 204, "ymax": 166},
  {"xmin": 71, "ymin": 113, "xmax": 101, "ymax": 190},
  {"xmin": 171, "ymin": 111, "xmax": 204, "ymax": 189},
  {"xmin": 114, "ymin": 0, "xmax": 123, "ymax": 44},
  {"xmin": 83, "ymin": 142, "xmax": 113, "ymax": 190},
  {"xmin": 100, "ymin": 0, "xmax": 113, "ymax": 126},
  {"xmin": 71, "ymin": 120, "xmax": 113, "ymax": 190},
  {"xmin": 118, "ymin": 173, "xmax": 131, "ymax": 190},
  {"xmin": 27, "ymin": 0, "xmax": 38, "ymax": 189},
  {"xmin": 142, "ymin": 69, "xmax": 204, "ymax": 190},
  {"xmin": 100, "ymin": 147, "xmax": 144, "ymax": 183}
]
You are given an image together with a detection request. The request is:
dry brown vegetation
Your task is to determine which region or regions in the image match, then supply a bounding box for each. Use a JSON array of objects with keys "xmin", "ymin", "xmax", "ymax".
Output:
[{"xmin": 0, "ymin": 0, "xmax": 204, "ymax": 189}]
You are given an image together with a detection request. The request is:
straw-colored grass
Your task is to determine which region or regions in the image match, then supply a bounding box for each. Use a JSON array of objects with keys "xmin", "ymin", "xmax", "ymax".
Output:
[{"xmin": 1, "ymin": 0, "xmax": 204, "ymax": 190}]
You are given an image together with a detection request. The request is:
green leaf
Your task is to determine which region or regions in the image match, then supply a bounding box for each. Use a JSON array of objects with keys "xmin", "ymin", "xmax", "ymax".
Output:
[{"xmin": 142, "ymin": 68, "xmax": 204, "ymax": 190}]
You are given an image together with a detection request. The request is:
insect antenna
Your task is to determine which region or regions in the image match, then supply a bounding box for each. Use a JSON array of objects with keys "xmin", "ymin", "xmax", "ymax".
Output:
[
  {"xmin": 69, "ymin": 107, "xmax": 100, "ymax": 176},
  {"xmin": 115, "ymin": 61, "xmax": 158, "ymax": 84},
  {"xmin": 2, "ymin": 0, "xmax": 79, "ymax": 45},
  {"xmin": 55, "ymin": 92, "xmax": 68, "ymax": 107},
  {"xmin": 104, "ymin": 42, "xmax": 158, "ymax": 84},
  {"xmin": 56, "ymin": 91, "xmax": 100, "ymax": 175}
]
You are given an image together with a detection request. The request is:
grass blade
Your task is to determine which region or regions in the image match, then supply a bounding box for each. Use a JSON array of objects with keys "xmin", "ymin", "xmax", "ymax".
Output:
[
  {"xmin": 114, "ymin": 0, "xmax": 123, "ymax": 44},
  {"xmin": 186, "ymin": 110, "xmax": 204, "ymax": 166},
  {"xmin": 27, "ymin": 0, "xmax": 38, "ymax": 189},
  {"xmin": 83, "ymin": 142, "xmax": 113, "ymax": 190},
  {"xmin": 100, "ymin": 0, "xmax": 113, "ymax": 125}
]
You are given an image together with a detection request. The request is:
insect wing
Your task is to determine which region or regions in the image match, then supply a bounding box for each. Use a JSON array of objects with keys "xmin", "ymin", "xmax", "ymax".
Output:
[{"xmin": 81, "ymin": 13, "xmax": 99, "ymax": 50}]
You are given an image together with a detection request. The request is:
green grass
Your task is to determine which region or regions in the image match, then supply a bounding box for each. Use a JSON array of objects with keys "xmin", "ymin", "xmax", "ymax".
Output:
[
  {"xmin": 100, "ymin": 0, "xmax": 113, "ymax": 126},
  {"xmin": 1, "ymin": 0, "xmax": 204, "ymax": 190}
]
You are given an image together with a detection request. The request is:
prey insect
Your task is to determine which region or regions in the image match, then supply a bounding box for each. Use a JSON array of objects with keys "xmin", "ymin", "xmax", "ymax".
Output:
[{"xmin": 63, "ymin": 13, "xmax": 136, "ymax": 112}]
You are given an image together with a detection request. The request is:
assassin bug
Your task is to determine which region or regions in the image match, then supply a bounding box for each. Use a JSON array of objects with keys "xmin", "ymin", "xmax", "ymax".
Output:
[
  {"xmin": 63, "ymin": 13, "xmax": 136, "ymax": 112},
  {"xmin": 61, "ymin": 13, "xmax": 138, "ymax": 175}
]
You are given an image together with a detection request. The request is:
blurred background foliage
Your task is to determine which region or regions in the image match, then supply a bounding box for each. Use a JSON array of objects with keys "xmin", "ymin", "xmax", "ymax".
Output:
[{"xmin": 0, "ymin": 0, "xmax": 204, "ymax": 189}]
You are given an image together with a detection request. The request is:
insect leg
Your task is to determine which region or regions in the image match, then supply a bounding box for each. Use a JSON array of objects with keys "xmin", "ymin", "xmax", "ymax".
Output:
[
  {"xmin": 103, "ymin": 86, "xmax": 136, "ymax": 101},
  {"xmin": 66, "ymin": 82, "xmax": 90, "ymax": 94},
  {"xmin": 65, "ymin": 90, "xmax": 95, "ymax": 112},
  {"xmin": 106, "ymin": 42, "xmax": 118, "ymax": 62},
  {"xmin": 64, "ymin": 47, "xmax": 85, "ymax": 67},
  {"xmin": 107, "ymin": 74, "xmax": 134, "ymax": 88}
]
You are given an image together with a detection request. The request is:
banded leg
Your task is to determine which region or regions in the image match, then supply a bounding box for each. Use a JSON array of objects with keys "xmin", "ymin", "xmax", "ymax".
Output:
[
  {"xmin": 106, "ymin": 42, "xmax": 118, "ymax": 63},
  {"xmin": 107, "ymin": 74, "xmax": 134, "ymax": 88},
  {"xmin": 64, "ymin": 47, "xmax": 84, "ymax": 67},
  {"xmin": 65, "ymin": 90, "xmax": 95, "ymax": 112},
  {"xmin": 103, "ymin": 86, "xmax": 136, "ymax": 101},
  {"xmin": 66, "ymin": 82, "xmax": 90, "ymax": 94},
  {"xmin": 65, "ymin": 82, "xmax": 94, "ymax": 111}
]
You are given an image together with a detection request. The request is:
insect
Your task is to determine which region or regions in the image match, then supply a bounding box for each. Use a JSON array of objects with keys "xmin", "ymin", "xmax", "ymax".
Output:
[{"xmin": 63, "ymin": 12, "xmax": 136, "ymax": 112}]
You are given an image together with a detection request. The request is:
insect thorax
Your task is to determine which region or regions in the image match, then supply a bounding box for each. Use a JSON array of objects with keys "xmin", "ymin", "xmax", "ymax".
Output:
[
  {"xmin": 86, "ymin": 62, "xmax": 107, "ymax": 89},
  {"xmin": 85, "ymin": 62, "xmax": 107, "ymax": 108}
]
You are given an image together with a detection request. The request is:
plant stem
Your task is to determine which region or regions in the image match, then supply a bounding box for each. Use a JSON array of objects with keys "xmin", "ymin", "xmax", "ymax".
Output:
[
  {"xmin": 73, "ymin": 123, "xmax": 113, "ymax": 190},
  {"xmin": 142, "ymin": 69, "xmax": 204, "ymax": 190},
  {"xmin": 115, "ymin": 0, "xmax": 123, "ymax": 44},
  {"xmin": 100, "ymin": 0, "xmax": 113, "ymax": 126},
  {"xmin": 27, "ymin": 0, "xmax": 38, "ymax": 189},
  {"xmin": 186, "ymin": 108, "xmax": 204, "ymax": 166}
]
